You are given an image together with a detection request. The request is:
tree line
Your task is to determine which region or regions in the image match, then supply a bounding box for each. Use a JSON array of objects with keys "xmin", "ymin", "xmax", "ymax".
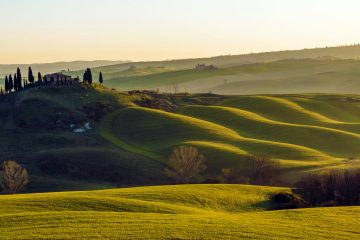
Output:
[{"xmin": 1, "ymin": 67, "xmax": 104, "ymax": 96}]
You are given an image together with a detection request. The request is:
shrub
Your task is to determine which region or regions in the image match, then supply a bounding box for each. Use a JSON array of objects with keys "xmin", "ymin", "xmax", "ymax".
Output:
[{"xmin": 270, "ymin": 192, "xmax": 309, "ymax": 210}]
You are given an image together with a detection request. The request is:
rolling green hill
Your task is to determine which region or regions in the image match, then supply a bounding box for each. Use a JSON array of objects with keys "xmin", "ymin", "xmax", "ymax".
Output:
[
  {"xmin": 0, "ymin": 184, "xmax": 358, "ymax": 239},
  {"xmin": 101, "ymin": 93, "xmax": 360, "ymax": 182},
  {"xmin": 1, "ymin": 84, "xmax": 360, "ymax": 191}
]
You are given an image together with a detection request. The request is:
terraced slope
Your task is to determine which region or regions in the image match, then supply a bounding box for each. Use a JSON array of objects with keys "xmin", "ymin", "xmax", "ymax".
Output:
[{"xmin": 0, "ymin": 185, "xmax": 358, "ymax": 239}]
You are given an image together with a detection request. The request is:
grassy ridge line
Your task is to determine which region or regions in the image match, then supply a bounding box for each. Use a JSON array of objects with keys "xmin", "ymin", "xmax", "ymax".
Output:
[
  {"xmin": 256, "ymin": 96, "xmax": 341, "ymax": 123},
  {"xmin": 220, "ymin": 96, "xmax": 360, "ymax": 127},
  {"xmin": 0, "ymin": 185, "xmax": 285, "ymax": 214},
  {"xmin": 180, "ymin": 105, "xmax": 360, "ymax": 158},
  {"xmin": 291, "ymin": 96, "xmax": 360, "ymax": 124}
]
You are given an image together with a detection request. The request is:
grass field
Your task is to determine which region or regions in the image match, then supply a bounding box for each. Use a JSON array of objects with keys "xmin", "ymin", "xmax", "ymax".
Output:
[{"xmin": 0, "ymin": 184, "xmax": 358, "ymax": 239}]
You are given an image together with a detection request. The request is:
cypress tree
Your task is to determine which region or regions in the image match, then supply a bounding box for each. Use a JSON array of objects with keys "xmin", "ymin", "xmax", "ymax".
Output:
[
  {"xmin": 4, "ymin": 76, "xmax": 9, "ymax": 93},
  {"xmin": 18, "ymin": 73, "xmax": 23, "ymax": 90},
  {"xmin": 83, "ymin": 68, "xmax": 93, "ymax": 84},
  {"xmin": 16, "ymin": 68, "xmax": 22, "ymax": 83},
  {"xmin": 13, "ymin": 73, "xmax": 18, "ymax": 91},
  {"xmin": 28, "ymin": 67, "xmax": 34, "ymax": 84},
  {"xmin": 87, "ymin": 68, "xmax": 92, "ymax": 84},
  {"xmin": 83, "ymin": 71, "xmax": 86, "ymax": 83},
  {"xmin": 99, "ymin": 72, "xmax": 103, "ymax": 84},
  {"xmin": 38, "ymin": 72, "xmax": 42, "ymax": 84},
  {"xmin": 8, "ymin": 75, "xmax": 13, "ymax": 92}
]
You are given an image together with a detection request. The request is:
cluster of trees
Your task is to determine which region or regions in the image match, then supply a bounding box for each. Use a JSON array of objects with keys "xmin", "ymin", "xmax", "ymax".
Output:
[
  {"xmin": 295, "ymin": 170, "xmax": 360, "ymax": 206},
  {"xmin": 1, "ymin": 67, "xmax": 45, "ymax": 95},
  {"xmin": 2, "ymin": 68, "xmax": 24, "ymax": 94},
  {"xmin": 1, "ymin": 67, "xmax": 104, "ymax": 96},
  {"xmin": 164, "ymin": 146, "xmax": 280, "ymax": 185},
  {"xmin": 0, "ymin": 160, "xmax": 29, "ymax": 194},
  {"xmin": 82, "ymin": 68, "xmax": 104, "ymax": 85}
]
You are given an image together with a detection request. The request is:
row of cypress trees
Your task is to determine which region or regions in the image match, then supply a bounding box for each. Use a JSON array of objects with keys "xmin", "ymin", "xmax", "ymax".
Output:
[
  {"xmin": 1, "ymin": 67, "xmax": 104, "ymax": 96},
  {"xmin": 1, "ymin": 67, "xmax": 37, "ymax": 95}
]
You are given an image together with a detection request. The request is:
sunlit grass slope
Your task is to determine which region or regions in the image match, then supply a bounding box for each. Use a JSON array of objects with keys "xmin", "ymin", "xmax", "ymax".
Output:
[
  {"xmin": 102, "ymin": 107, "xmax": 335, "ymax": 172},
  {"xmin": 0, "ymin": 185, "xmax": 359, "ymax": 239},
  {"xmin": 180, "ymin": 105, "xmax": 360, "ymax": 158},
  {"xmin": 100, "ymin": 94, "xmax": 360, "ymax": 174}
]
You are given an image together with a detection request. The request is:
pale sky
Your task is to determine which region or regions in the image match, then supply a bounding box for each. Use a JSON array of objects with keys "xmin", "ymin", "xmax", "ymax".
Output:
[{"xmin": 1, "ymin": 0, "xmax": 360, "ymax": 64}]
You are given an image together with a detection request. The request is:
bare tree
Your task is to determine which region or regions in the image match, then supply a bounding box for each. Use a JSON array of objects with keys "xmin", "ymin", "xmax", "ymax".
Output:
[
  {"xmin": 0, "ymin": 160, "xmax": 29, "ymax": 194},
  {"xmin": 245, "ymin": 154, "xmax": 281, "ymax": 185},
  {"xmin": 165, "ymin": 146, "xmax": 207, "ymax": 184},
  {"xmin": 295, "ymin": 169, "xmax": 360, "ymax": 206}
]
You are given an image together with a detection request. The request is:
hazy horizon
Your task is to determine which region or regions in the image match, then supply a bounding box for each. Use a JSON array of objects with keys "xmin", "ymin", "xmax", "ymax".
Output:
[
  {"xmin": 1, "ymin": 0, "xmax": 360, "ymax": 64},
  {"xmin": 2, "ymin": 44, "xmax": 360, "ymax": 65}
]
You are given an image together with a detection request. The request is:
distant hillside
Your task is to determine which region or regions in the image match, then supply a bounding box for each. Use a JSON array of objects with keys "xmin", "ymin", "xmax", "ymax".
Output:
[
  {"xmin": 0, "ymin": 60, "xmax": 129, "ymax": 78},
  {"xmin": 101, "ymin": 59, "xmax": 360, "ymax": 94},
  {"xmin": 82, "ymin": 44, "xmax": 360, "ymax": 79}
]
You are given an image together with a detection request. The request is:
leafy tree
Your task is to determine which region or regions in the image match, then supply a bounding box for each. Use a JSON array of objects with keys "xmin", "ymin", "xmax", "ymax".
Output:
[
  {"xmin": 99, "ymin": 72, "xmax": 104, "ymax": 84},
  {"xmin": 28, "ymin": 67, "xmax": 35, "ymax": 84},
  {"xmin": 165, "ymin": 146, "xmax": 207, "ymax": 183},
  {"xmin": 0, "ymin": 160, "xmax": 29, "ymax": 194}
]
